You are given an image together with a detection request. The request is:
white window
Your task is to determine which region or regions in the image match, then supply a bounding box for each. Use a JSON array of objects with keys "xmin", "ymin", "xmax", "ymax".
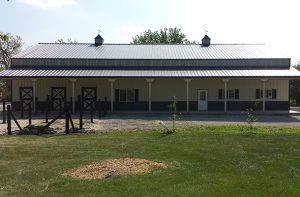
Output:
[
  {"xmin": 218, "ymin": 89, "xmax": 239, "ymax": 100},
  {"xmin": 119, "ymin": 89, "xmax": 136, "ymax": 102},
  {"xmin": 199, "ymin": 91, "xmax": 206, "ymax": 101},
  {"xmin": 228, "ymin": 90, "xmax": 235, "ymax": 99},
  {"xmin": 119, "ymin": 90, "xmax": 127, "ymax": 102},
  {"xmin": 256, "ymin": 89, "xmax": 277, "ymax": 99},
  {"xmin": 266, "ymin": 90, "xmax": 272, "ymax": 99}
]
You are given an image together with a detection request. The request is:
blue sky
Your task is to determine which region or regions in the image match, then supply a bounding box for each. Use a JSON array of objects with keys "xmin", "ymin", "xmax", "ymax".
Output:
[{"xmin": 1, "ymin": 0, "xmax": 299, "ymax": 64}]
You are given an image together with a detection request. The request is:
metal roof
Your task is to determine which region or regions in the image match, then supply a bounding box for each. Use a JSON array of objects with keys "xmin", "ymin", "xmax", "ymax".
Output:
[
  {"xmin": 1, "ymin": 67, "xmax": 299, "ymax": 78},
  {"xmin": 11, "ymin": 58, "xmax": 291, "ymax": 68},
  {"xmin": 13, "ymin": 43, "xmax": 289, "ymax": 60}
]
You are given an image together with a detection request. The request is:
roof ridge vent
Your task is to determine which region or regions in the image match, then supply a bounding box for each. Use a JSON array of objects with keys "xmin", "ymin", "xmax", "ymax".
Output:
[
  {"xmin": 95, "ymin": 34, "xmax": 104, "ymax": 46},
  {"xmin": 202, "ymin": 31, "xmax": 211, "ymax": 47}
]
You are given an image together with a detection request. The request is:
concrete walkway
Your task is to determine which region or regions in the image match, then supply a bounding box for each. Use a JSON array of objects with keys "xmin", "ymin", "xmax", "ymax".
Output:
[{"xmin": 102, "ymin": 113, "xmax": 300, "ymax": 128}]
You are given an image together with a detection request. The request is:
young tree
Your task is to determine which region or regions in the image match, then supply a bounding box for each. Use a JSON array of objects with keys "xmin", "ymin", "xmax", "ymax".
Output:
[{"xmin": 132, "ymin": 27, "xmax": 197, "ymax": 44}]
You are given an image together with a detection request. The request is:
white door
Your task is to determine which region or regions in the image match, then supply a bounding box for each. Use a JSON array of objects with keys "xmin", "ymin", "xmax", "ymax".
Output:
[{"xmin": 198, "ymin": 90, "xmax": 208, "ymax": 111}]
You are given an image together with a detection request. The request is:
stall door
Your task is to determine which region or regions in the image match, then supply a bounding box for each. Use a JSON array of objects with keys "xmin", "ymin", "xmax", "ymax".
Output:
[
  {"xmin": 51, "ymin": 87, "xmax": 66, "ymax": 110},
  {"xmin": 82, "ymin": 87, "xmax": 97, "ymax": 110},
  {"xmin": 198, "ymin": 89, "xmax": 208, "ymax": 111},
  {"xmin": 20, "ymin": 87, "xmax": 33, "ymax": 110}
]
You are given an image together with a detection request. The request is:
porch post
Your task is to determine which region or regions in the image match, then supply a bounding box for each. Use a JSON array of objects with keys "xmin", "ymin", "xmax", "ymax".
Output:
[
  {"xmin": 146, "ymin": 79, "xmax": 154, "ymax": 112},
  {"xmin": 184, "ymin": 79, "xmax": 192, "ymax": 112},
  {"xmin": 261, "ymin": 78, "xmax": 268, "ymax": 112},
  {"xmin": 31, "ymin": 79, "xmax": 37, "ymax": 113},
  {"xmin": 108, "ymin": 79, "xmax": 116, "ymax": 113},
  {"xmin": 222, "ymin": 79, "xmax": 230, "ymax": 113},
  {"xmin": 69, "ymin": 79, "xmax": 77, "ymax": 113}
]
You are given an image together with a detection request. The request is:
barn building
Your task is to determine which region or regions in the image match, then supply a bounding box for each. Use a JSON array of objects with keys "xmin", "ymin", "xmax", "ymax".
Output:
[{"xmin": 1, "ymin": 34, "xmax": 300, "ymax": 113}]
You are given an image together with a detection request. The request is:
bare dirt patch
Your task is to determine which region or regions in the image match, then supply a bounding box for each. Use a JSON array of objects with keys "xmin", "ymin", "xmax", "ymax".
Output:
[{"xmin": 63, "ymin": 158, "xmax": 167, "ymax": 180}]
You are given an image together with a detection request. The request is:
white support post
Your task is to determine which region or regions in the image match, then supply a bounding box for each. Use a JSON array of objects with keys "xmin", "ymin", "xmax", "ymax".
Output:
[
  {"xmin": 184, "ymin": 79, "xmax": 192, "ymax": 113},
  {"xmin": 108, "ymin": 79, "xmax": 116, "ymax": 113},
  {"xmin": 31, "ymin": 79, "xmax": 37, "ymax": 113},
  {"xmin": 222, "ymin": 79, "xmax": 230, "ymax": 113},
  {"xmin": 261, "ymin": 78, "xmax": 268, "ymax": 113},
  {"xmin": 146, "ymin": 79, "xmax": 154, "ymax": 112},
  {"xmin": 69, "ymin": 79, "xmax": 77, "ymax": 113}
]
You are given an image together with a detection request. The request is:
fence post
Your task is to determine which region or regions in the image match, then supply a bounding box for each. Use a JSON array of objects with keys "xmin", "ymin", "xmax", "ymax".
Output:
[
  {"xmin": 2, "ymin": 101, "xmax": 6, "ymax": 124},
  {"xmin": 7, "ymin": 105, "xmax": 11, "ymax": 135},
  {"xmin": 65, "ymin": 103, "xmax": 69, "ymax": 134},
  {"xmin": 98, "ymin": 99, "xmax": 101, "ymax": 119},
  {"xmin": 78, "ymin": 97, "xmax": 83, "ymax": 129},
  {"xmin": 104, "ymin": 97, "xmax": 108, "ymax": 115},
  {"xmin": 45, "ymin": 95, "xmax": 49, "ymax": 123},
  {"xmin": 69, "ymin": 111, "xmax": 75, "ymax": 132},
  {"xmin": 28, "ymin": 103, "xmax": 32, "ymax": 125},
  {"xmin": 90, "ymin": 101, "xmax": 94, "ymax": 123},
  {"xmin": 79, "ymin": 96, "xmax": 83, "ymax": 130}
]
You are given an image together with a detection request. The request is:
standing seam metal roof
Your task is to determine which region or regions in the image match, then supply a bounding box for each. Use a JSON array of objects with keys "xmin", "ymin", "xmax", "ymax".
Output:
[
  {"xmin": 13, "ymin": 43, "xmax": 289, "ymax": 60},
  {"xmin": 1, "ymin": 67, "xmax": 300, "ymax": 78}
]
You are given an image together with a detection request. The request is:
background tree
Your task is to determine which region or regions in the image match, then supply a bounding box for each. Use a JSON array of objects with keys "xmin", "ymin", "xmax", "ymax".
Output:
[
  {"xmin": 132, "ymin": 27, "xmax": 197, "ymax": 44},
  {"xmin": 290, "ymin": 61, "xmax": 300, "ymax": 105},
  {"xmin": 0, "ymin": 32, "xmax": 22, "ymax": 101},
  {"xmin": 55, "ymin": 38, "xmax": 77, "ymax": 44},
  {"xmin": 0, "ymin": 32, "xmax": 22, "ymax": 69}
]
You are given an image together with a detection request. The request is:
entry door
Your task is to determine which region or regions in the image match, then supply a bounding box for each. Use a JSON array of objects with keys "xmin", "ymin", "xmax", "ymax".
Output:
[
  {"xmin": 82, "ymin": 87, "xmax": 97, "ymax": 110},
  {"xmin": 20, "ymin": 87, "xmax": 33, "ymax": 110},
  {"xmin": 51, "ymin": 87, "xmax": 66, "ymax": 110},
  {"xmin": 198, "ymin": 89, "xmax": 208, "ymax": 111}
]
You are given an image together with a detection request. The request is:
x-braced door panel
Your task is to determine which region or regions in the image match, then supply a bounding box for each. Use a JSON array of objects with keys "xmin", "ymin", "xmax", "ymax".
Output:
[
  {"xmin": 51, "ymin": 87, "xmax": 66, "ymax": 110},
  {"xmin": 20, "ymin": 87, "xmax": 33, "ymax": 110},
  {"xmin": 82, "ymin": 87, "xmax": 97, "ymax": 110}
]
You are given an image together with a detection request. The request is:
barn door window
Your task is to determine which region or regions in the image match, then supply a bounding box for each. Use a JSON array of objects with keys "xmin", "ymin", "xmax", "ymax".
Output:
[
  {"xmin": 51, "ymin": 87, "xmax": 66, "ymax": 110},
  {"xmin": 20, "ymin": 87, "xmax": 33, "ymax": 110},
  {"xmin": 82, "ymin": 87, "xmax": 97, "ymax": 110}
]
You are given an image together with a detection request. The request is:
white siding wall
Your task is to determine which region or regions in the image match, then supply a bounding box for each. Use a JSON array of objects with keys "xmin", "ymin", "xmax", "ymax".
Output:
[
  {"xmin": 12, "ymin": 78, "xmax": 289, "ymax": 102},
  {"xmin": 152, "ymin": 79, "xmax": 186, "ymax": 101}
]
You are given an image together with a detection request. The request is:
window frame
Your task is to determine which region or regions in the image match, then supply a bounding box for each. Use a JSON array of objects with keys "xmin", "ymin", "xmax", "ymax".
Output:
[
  {"xmin": 218, "ymin": 89, "xmax": 239, "ymax": 100},
  {"xmin": 118, "ymin": 89, "xmax": 136, "ymax": 102},
  {"xmin": 266, "ymin": 89, "xmax": 272, "ymax": 99},
  {"xmin": 256, "ymin": 89, "xmax": 277, "ymax": 100},
  {"xmin": 227, "ymin": 89, "xmax": 235, "ymax": 99}
]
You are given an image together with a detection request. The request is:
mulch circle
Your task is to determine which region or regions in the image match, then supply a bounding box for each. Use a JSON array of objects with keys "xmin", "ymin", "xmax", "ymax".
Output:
[{"xmin": 63, "ymin": 158, "xmax": 167, "ymax": 180}]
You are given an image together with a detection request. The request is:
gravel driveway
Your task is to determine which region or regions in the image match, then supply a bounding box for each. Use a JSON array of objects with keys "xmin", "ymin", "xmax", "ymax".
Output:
[{"xmin": 1, "ymin": 112, "xmax": 300, "ymax": 135}]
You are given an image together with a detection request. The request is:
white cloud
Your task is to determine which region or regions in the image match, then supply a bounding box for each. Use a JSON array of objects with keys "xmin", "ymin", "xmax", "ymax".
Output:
[{"xmin": 17, "ymin": 0, "xmax": 77, "ymax": 9}]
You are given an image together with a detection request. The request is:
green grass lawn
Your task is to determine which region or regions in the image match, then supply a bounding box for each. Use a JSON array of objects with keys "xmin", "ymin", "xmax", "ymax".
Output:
[{"xmin": 0, "ymin": 126, "xmax": 300, "ymax": 196}]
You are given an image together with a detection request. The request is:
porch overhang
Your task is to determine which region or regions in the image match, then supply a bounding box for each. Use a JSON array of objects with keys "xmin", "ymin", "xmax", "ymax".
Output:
[{"xmin": 1, "ymin": 67, "xmax": 300, "ymax": 79}]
